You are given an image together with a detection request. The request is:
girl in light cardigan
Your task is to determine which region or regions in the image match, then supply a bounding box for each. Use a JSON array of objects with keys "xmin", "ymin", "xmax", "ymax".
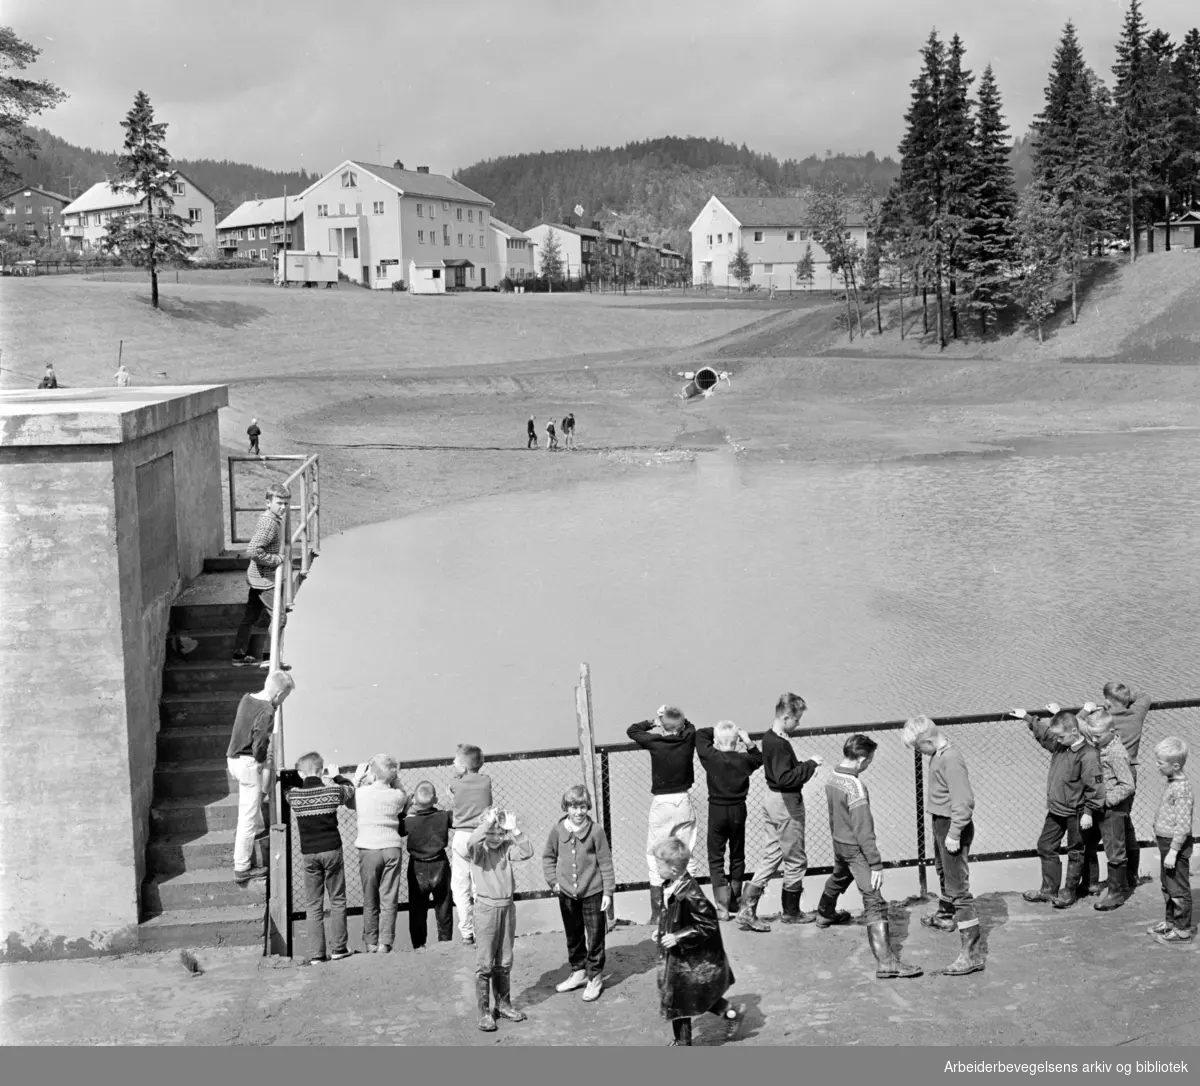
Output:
[{"xmin": 353, "ymin": 755, "xmax": 409, "ymax": 953}]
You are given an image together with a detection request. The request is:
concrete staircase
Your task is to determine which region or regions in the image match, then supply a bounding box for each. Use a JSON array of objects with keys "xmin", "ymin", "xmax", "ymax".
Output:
[{"xmin": 137, "ymin": 554, "xmax": 297, "ymax": 951}]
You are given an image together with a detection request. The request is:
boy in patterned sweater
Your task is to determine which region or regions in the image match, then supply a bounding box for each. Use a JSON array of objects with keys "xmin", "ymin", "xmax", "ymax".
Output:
[
  {"xmin": 816, "ymin": 734, "xmax": 921, "ymax": 980},
  {"xmin": 1148, "ymin": 737, "xmax": 1194, "ymax": 945}
]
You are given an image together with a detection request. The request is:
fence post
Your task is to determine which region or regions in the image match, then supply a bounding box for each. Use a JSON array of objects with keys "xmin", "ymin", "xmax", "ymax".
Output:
[
  {"xmin": 267, "ymin": 717, "xmax": 290, "ymax": 955},
  {"xmin": 227, "ymin": 456, "xmax": 236, "ymax": 547},
  {"xmin": 913, "ymin": 750, "xmax": 928, "ymax": 898},
  {"xmin": 576, "ymin": 662, "xmax": 614, "ymax": 931}
]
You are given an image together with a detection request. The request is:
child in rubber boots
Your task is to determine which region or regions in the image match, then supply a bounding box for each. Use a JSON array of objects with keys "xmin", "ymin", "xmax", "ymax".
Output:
[
  {"xmin": 1014, "ymin": 705, "xmax": 1104, "ymax": 909},
  {"xmin": 544, "ymin": 785, "xmax": 615, "ymax": 1003},
  {"xmin": 468, "ymin": 806, "xmax": 534, "ymax": 1032},
  {"xmin": 1149, "ymin": 737, "xmax": 1194, "ymax": 945},
  {"xmin": 654, "ymin": 836, "xmax": 742, "ymax": 1047},
  {"xmin": 815, "ymin": 734, "xmax": 922, "ymax": 979},
  {"xmin": 1077, "ymin": 710, "xmax": 1136, "ymax": 911}
]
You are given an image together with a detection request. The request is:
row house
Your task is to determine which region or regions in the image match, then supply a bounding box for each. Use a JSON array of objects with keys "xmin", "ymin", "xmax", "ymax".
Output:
[
  {"xmin": 1, "ymin": 185, "xmax": 71, "ymax": 244},
  {"xmin": 301, "ymin": 160, "xmax": 494, "ymax": 288},
  {"xmin": 524, "ymin": 221, "xmax": 684, "ymax": 281},
  {"xmin": 216, "ymin": 196, "xmax": 305, "ymax": 261},
  {"xmin": 689, "ymin": 195, "xmax": 867, "ymax": 290},
  {"xmin": 488, "ymin": 216, "xmax": 535, "ymax": 281},
  {"xmin": 60, "ymin": 173, "xmax": 216, "ymax": 254}
]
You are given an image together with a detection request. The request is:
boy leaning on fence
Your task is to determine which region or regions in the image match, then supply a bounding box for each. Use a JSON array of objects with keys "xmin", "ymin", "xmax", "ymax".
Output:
[
  {"xmin": 231, "ymin": 483, "xmax": 290, "ymax": 670},
  {"xmin": 449, "ymin": 743, "xmax": 494, "ymax": 946},
  {"xmin": 1149, "ymin": 737, "xmax": 1194, "ymax": 946},
  {"xmin": 1102, "ymin": 682, "xmax": 1153, "ymax": 883},
  {"xmin": 1077, "ymin": 710, "xmax": 1136, "ymax": 912},
  {"xmin": 1014, "ymin": 705, "xmax": 1104, "ymax": 911},
  {"xmin": 901, "ymin": 714, "xmax": 983, "ymax": 976},
  {"xmin": 352, "ymin": 755, "xmax": 409, "ymax": 954}
]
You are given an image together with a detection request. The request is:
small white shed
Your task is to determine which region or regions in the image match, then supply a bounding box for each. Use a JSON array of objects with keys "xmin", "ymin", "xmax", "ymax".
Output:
[
  {"xmin": 408, "ymin": 260, "xmax": 446, "ymax": 295},
  {"xmin": 275, "ymin": 250, "xmax": 338, "ymax": 286}
]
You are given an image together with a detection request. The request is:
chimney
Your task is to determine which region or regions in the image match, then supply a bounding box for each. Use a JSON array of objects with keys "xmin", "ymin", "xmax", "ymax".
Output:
[
  {"xmin": 393, "ymin": 160, "xmax": 405, "ymax": 170},
  {"xmin": 417, "ymin": 166, "xmax": 430, "ymax": 174}
]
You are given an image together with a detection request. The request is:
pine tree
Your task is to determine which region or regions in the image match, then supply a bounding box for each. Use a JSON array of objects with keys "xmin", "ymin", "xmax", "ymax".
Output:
[
  {"xmin": 0, "ymin": 27, "xmax": 67, "ymax": 189},
  {"xmin": 1112, "ymin": 0, "xmax": 1155, "ymax": 260},
  {"xmin": 1174, "ymin": 29, "xmax": 1200, "ymax": 213},
  {"xmin": 964, "ymin": 64, "xmax": 1018, "ymax": 335},
  {"xmin": 105, "ymin": 91, "xmax": 191, "ymax": 309},
  {"xmin": 729, "ymin": 246, "xmax": 751, "ymax": 290},
  {"xmin": 794, "ymin": 242, "xmax": 815, "ymax": 291}
]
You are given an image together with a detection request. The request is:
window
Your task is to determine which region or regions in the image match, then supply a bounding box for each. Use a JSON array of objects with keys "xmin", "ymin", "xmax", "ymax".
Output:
[
  {"xmin": 237, "ymin": 229, "xmax": 245, "ymax": 240},
  {"xmin": 457, "ymin": 233, "xmax": 463, "ymax": 246},
  {"xmin": 416, "ymin": 202, "xmax": 423, "ymax": 217},
  {"xmin": 260, "ymin": 249, "xmax": 268, "ymax": 260},
  {"xmin": 443, "ymin": 225, "xmax": 449, "ymax": 244},
  {"xmin": 187, "ymin": 207, "xmax": 202, "ymax": 222},
  {"xmin": 763, "ymin": 263, "xmax": 774, "ymax": 273},
  {"xmin": 355, "ymin": 202, "xmax": 363, "ymax": 215},
  {"xmin": 786, "ymin": 231, "xmax": 795, "ymax": 242},
  {"xmin": 469, "ymin": 267, "xmax": 475, "ymax": 280},
  {"xmin": 418, "ymin": 229, "xmax": 424, "ymax": 242},
  {"xmin": 93, "ymin": 214, "xmax": 101, "ymax": 226},
  {"xmin": 171, "ymin": 180, "xmax": 185, "ymax": 196},
  {"xmin": 754, "ymin": 231, "xmax": 763, "ymax": 242},
  {"xmin": 706, "ymin": 234, "xmax": 712, "ymax": 246},
  {"xmin": 317, "ymin": 204, "xmax": 328, "ymax": 217},
  {"xmin": 469, "ymin": 234, "xmax": 474, "ymax": 247},
  {"xmin": 468, "ymin": 209, "xmax": 474, "ymax": 222},
  {"xmin": 25, "ymin": 205, "xmax": 33, "ymax": 215},
  {"xmin": 2, "ymin": 205, "xmax": 12, "ymax": 216},
  {"xmin": 338, "ymin": 203, "xmax": 346, "ymax": 216},
  {"xmin": 341, "ymin": 170, "xmax": 357, "ymax": 187},
  {"xmin": 479, "ymin": 235, "xmax": 484, "ymax": 248},
  {"xmin": 429, "ymin": 203, "xmax": 436, "ymax": 218},
  {"xmin": 717, "ymin": 233, "xmax": 722, "ymax": 243},
  {"xmin": 373, "ymin": 201, "xmax": 385, "ymax": 214},
  {"xmin": 43, "ymin": 206, "xmax": 53, "ymax": 216},
  {"xmin": 442, "ymin": 201, "xmax": 449, "ymax": 210},
  {"xmin": 456, "ymin": 208, "xmax": 463, "ymax": 220}
]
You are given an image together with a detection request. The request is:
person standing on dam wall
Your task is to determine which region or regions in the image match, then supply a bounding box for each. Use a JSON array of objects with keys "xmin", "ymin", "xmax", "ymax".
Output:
[{"xmin": 231, "ymin": 483, "xmax": 289, "ymax": 668}]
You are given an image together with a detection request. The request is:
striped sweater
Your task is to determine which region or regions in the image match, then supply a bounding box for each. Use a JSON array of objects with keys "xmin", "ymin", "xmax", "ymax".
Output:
[
  {"xmin": 825, "ymin": 766, "xmax": 882, "ymax": 870},
  {"xmin": 1153, "ymin": 775, "xmax": 1194, "ymax": 852},
  {"xmin": 286, "ymin": 776, "xmax": 355, "ymax": 855}
]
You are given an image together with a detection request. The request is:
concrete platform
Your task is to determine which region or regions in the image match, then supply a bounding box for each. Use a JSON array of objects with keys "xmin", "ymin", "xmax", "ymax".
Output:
[{"xmin": 2, "ymin": 882, "xmax": 1195, "ymax": 1046}]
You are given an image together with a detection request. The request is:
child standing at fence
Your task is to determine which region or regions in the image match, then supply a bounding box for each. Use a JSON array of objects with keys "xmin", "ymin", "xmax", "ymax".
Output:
[
  {"xmin": 286, "ymin": 753, "xmax": 356, "ymax": 964},
  {"xmin": 1014, "ymin": 706, "xmax": 1104, "ymax": 910},
  {"xmin": 1077, "ymin": 711, "xmax": 1136, "ymax": 912},
  {"xmin": 1103, "ymin": 682, "xmax": 1153, "ymax": 884},
  {"xmin": 544, "ymin": 785, "xmax": 615, "ymax": 1003},
  {"xmin": 401, "ymin": 781, "xmax": 455, "ymax": 949},
  {"xmin": 653, "ymin": 836, "xmax": 742, "ymax": 1047},
  {"xmin": 1149, "ymin": 737, "xmax": 1194, "ymax": 945},
  {"xmin": 816, "ymin": 734, "xmax": 922, "ymax": 980},
  {"xmin": 449, "ymin": 744, "xmax": 493, "ymax": 946},
  {"xmin": 696, "ymin": 722, "xmax": 763, "ymax": 921},
  {"xmin": 468, "ymin": 807, "xmax": 534, "ymax": 1032},
  {"xmin": 353, "ymin": 755, "xmax": 409, "ymax": 953},
  {"xmin": 628, "ymin": 706, "xmax": 699, "ymax": 927}
]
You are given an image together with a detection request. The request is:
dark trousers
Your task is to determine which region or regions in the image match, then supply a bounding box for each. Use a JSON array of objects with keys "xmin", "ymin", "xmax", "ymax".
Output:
[
  {"xmin": 249, "ymin": 438, "xmax": 260, "ymax": 453},
  {"xmin": 559, "ymin": 891, "xmax": 607, "ymax": 979},
  {"xmin": 1083, "ymin": 796, "xmax": 1136, "ymax": 887},
  {"xmin": 706, "ymin": 802, "xmax": 747, "ymax": 891},
  {"xmin": 1158, "ymin": 836, "xmax": 1193, "ymax": 931},
  {"xmin": 1036, "ymin": 811, "xmax": 1085, "ymax": 893},
  {"xmin": 672, "ymin": 998, "xmax": 730, "ymax": 1043},
  {"xmin": 527, "ymin": 431, "xmax": 537, "ymax": 448},
  {"xmin": 820, "ymin": 843, "xmax": 887, "ymax": 923},
  {"xmin": 302, "ymin": 848, "xmax": 347, "ymax": 960},
  {"xmin": 931, "ymin": 815, "xmax": 976, "ymax": 923},
  {"xmin": 233, "ymin": 585, "xmax": 284, "ymax": 657},
  {"xmin": 407, "ymin": 857, "xmax": 453, "ymax": 949}
]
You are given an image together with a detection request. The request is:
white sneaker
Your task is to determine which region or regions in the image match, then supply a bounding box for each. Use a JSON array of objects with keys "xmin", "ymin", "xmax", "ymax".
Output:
[
  {"xmin": 582, "ymin": 976, "xmax": 603, "ymax": 1002},
  {"xmin": 556, "ymin": 969, "xmax": 587, "ymax": 993}
]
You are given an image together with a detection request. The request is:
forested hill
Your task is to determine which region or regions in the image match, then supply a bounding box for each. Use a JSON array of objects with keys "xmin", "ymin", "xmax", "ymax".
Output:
[
  {"xmin": 453, "ymin": 137, "xmax": 902, "ymax": 255},
  {"xmin": 10, "ymin": 128, "xmax": 313, "ymax": 222}
]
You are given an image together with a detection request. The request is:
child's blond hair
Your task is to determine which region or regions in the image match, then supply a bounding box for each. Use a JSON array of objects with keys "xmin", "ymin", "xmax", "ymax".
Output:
[
  {"xmin": 412, "ymin": 781, "xmax": 437, "ymax": 807},
  {"xmin": 1155, "ymin": 736, "xmax": 1189, "ymax": 768},
  {"xmin": 713, "ymin": 721, "xmax": 739, "ymax": 752},
  {"xmin": 456, "ymin": 743, "xmax": 484, "ymax": 771},
  {"xmin": 296, "ymin": 751, "xmax": 323, "ymax": 777},
  {"xmin": 368, "ymin": 754, "xmax": 398, "ymax": 786},
  {"xmin": 651, "ymin": 835, "xmax": 691, "ymax": 872}
]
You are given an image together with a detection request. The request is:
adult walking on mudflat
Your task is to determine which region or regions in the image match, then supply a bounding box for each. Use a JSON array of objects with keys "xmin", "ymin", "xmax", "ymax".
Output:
[
  {"xmin": 902, "ymin": 714, "xmax": 984, "ymax": 976},
  {"xmin": 736, "ymin": 693, "xmax": 823, "ymax": 931},
  {"xmin": 231, "ymin": 483, "xmax": 289, "ymax": 668},
  {"xmin": 526, "ymin": 415, "xmax": 538, "ymax": 449}
]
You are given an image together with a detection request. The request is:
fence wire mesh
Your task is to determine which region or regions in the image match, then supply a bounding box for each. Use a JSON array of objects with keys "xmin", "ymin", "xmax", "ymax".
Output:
[{"xmin": 282, "ymin": 704, "xmax": 1200, "ymax": 922}]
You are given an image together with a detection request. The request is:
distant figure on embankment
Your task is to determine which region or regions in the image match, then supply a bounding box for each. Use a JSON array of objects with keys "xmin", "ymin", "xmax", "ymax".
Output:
[
  {"xmin": 37, "ymin": 363, "xmax": 57, "ymax": 389},
  {"xmin": 114, "ymin": 364, "xmax": 132, "ymax": 387},
  {"xmin": 248, "ymin": 419, "xmax": 261, "ymax": 455},
  {"xmin": 526, "ymin": 416, "xmax": 538, "ymax": 450}
]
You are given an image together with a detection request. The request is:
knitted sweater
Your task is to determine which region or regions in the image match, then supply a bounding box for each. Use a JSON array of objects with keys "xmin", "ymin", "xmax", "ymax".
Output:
[
  {"xmin": 542, "ymin": 817, "xmax": 615, "ymax": 899},
  {"xmin": 1096, "ymin": 737, "xmax": 1135, "ymax": 808},
  {"xmin": 1026, "ymin": 716, "xmax": 1104, "ymax": 817},
  {"xmin": 926, "ymin": 741, "xmax": 975, "ymax": 836},
  {"xmin": 401, "ymin": 807, "xmax": 452, "ymax": 861},
  {"xmin": 761, "ymin": 729, "xmax": 818, "ymax": 795},
  {"xmin": 825, "ymin": 766, "xmax": 882, "ymax": 870},
  {"xmin": 695, "ymin": 728, "xmax": 763, "ymax": 805},
  {"xmin": 626, "ymin": 720, "xmax": 696, "ymax": 794},
  {"xmin": 466, "ymin": 826, "xmax": 534, "ymax": 906},
  {"xmin": 1153, "ymin": 775, "xmax": 1194, "ymax": 851},
  {"xmin": 354, "ymin": 783, "xmax": 409, "ymax": 850},
  {"xmin": 286, "ymin": 776, "xmax": 355, "ymax": 855}
]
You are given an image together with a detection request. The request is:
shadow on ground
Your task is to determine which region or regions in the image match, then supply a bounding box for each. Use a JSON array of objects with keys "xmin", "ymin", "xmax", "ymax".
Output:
[{"xmin": 154, "ymin": 296, "xmax": 267, "ymax": 328}]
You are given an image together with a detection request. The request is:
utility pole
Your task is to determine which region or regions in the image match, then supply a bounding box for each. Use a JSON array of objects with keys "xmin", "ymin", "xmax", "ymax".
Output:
[{"xmin": 376, "ymin": 140, "xmax": 383, "ymax": 162}]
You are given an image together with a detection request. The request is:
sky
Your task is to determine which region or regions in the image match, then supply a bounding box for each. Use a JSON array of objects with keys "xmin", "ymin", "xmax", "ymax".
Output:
[{"xmin": 9, "ymin": 0, "xmax": 1200, "ymax": 178}]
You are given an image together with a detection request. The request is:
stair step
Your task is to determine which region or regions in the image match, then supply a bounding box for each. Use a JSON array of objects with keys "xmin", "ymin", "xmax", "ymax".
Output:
[
  {"xmin": 157, "ymin": 723, "xmax": 233, "ymax": 762},
  {"xmin": 147, "ymin": 829, "xmax": 238, "ymax": 874},
  {"xmin": 169, "ymin": 628, "xmax": 269, "ymax": 663},
  {"xmin": 204, "ymin": 554, "xmax": 306, "ymax": 573},
  {"xmin": 160, "ymin": 692, "xmax": 247, "ymax": 727},
  {"xmin": 151, "ymin": 793, "xmax": 242, "ymax": 834},
  {"xmin": 171, "ymin": 602, "xmax": 248, "ymax": 629},
  {"xmin": 162, "ymin": 662, "xmax": 270, "ymax": 696},
  {"xmin": 138, "ymin": 905, "xmax": 264, "ymax": 950},
  {"xmin": 142, "ymin": 866, "xmax": 267, "ymax": 913},
  {"xmin": 155, "ymin": 760, "xmax": 236, "ymax": 799}
]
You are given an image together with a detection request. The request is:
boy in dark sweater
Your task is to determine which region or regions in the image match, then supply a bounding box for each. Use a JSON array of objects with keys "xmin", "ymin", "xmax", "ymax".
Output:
[
  {"xmin": 736, "ymin": 693, "xmax": 824, "ymax": 932},
  {"xmin": 400, "ymin": 781, "xmax": 454, "ymax": 949},
  {"xmin": 628, "ymin": 707, "xmax": 699, "ymax": 926},
  {"xmin": 1103, "ymin": 682, "xmax": 1152, "ymax": 883},
  {"xmin": 818, "ymin": 735, "xmax": 922, "ymax": 979},
  {"xmin": 696, "ymin": 721, "xmax": 763, "ymax": 920},
  {"xmin": 285, "ymin": 752, "xmax": 356, "ymax": 963},
  {"xmin": 1014, "ymin": 705, "xmax": 1105, "ymax": 910}
]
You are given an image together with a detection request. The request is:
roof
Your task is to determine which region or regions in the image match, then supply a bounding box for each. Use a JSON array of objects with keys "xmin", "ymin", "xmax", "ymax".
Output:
[
  {"xmin": 442, "ymin": 258, "xmax": 475, "ymax": 268},
  {"xmin": 706, "ymin": 195, "xmax": 866, "ymax": 229},
  {"xmin": 1152, "ymin": 209, "xmax": 1200, "ymax": 226},
  {"xmin": 62, "ymin": 171, "xmax": 214, "ymax": 216},
  {"xmin": 217, "ymin": 196, "xmax": 304, "ymax": 231},
  {"xmin": 532, "ymin": 222, "xmax": 604, "ymax": 239},
  {"xmin": 339, "ymin": 161, "xmax": 492, "ymax": 206},
  {"xmin": 488, "ymin": 216, "xmax": 529, "ymax": 240},
  {"xmin": 409, "ymin": 259, "xmax": 446, "ymax": 268},
  {"xmin": 1, "ymin": 185, "xmax": 71, "ymax": 204}
]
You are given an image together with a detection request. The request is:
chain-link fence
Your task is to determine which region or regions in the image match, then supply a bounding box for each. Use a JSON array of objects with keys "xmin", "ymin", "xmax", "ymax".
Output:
[{"xmin": 278, "ymin": 701, "xmax": 1200, "ymax": 949}]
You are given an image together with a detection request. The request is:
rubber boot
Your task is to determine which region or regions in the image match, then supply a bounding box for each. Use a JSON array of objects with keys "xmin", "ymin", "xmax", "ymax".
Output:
[
  {"xmin": 728, "ymin": 879, "xmax": 743, "ymax": 915},
  {"xmin": 867, "ymin": 921, "xmax": 922, "ymax": 979},
  {"xmin": 714, "ymin": 884, "xmax": 731, "ymax": 922},
  {"xmin": 941, "ymin": 923, "xmax": 985, "ymax": 976},
  {"xmin": 647, "ymin": 886, "xmax": 664, "ymax": 927},
  {"xmin": 668, "ymin": 1018, "xmax": 693, "ymax": 1046},
  {"xmin": 492, "ymin": 968, "xmax": 527, "ymax": 1022},
  {"xmin": 1051, "ymin": 885, "xmax": 1078, "ymax": 910},
  {"xmin": 814, "ymin": 891, "xmax": 852, "ymax": 928},
  {"xmin": 920, "ymin": 898, "xmax": 958, "ymax": 932},
  {"xmin": 779, "ymin": 886, "xmax": 815, "ymax": 925},
  {"xmin": 1093, "ymin": 864, "xmax": 1128, "ymax": 912},
  {"xmin": 476, "ymin": 975, "xmax": 497, "ymax": 1032},
  {"xmin": 735, "ymin": 882, "xmax": 771, "ymax": 933}
]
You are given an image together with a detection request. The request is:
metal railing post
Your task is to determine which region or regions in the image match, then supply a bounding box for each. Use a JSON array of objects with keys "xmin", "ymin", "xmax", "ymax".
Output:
[
  {"xmin": 298, "ymin": 472, "xmax": 310, "ymax": 579},
  {"xmin": 312, "ymin": 458, "xmax": 321, "ymax": 553},
  {"xmin": 227, "ymin": 456, "xmax": 237, "ymax": 546},
  {"xmin": 913, "ymin": 749, "xmax": 928, "ymax": 898}
]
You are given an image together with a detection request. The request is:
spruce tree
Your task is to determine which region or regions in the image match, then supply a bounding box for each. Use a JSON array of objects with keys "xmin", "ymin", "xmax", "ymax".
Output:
[
  {"xmin": 1175, "ymin": 29, "xmax": 1200, "ymax": 212},
  {"xmin": 1014, "ymin": 185, "xmax": 1063, "ymax": 343},
  {"xmin": 964, "ymin": 64, "xmax": 1018, "ymax": 335},
  {"xmin": 539, "ymin": 226, "xmax": 564, "ymax": 281},
  {"xmin": 940, "ymin": 34, "xmax": 976, "ymax": 340},
  {"xmin": 1112, "ymin": 0, "xmax": 1155, "ymax": 259},
  {"xmin": 105, "ymin": 90, "xmax": 190, "ymax": 309},
  {"xmin": 729, "ymin": 246, "xmax": 751, "ymax": 290},
  {"xmin": 794, "ymin": 242, "xmax": 815, "ymax": 291}
]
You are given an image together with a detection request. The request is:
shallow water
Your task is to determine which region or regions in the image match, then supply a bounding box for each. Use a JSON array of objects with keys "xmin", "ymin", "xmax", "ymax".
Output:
[{"xmin": 286, "ymin": 428, "xmax": 1200, "ymax": 765}]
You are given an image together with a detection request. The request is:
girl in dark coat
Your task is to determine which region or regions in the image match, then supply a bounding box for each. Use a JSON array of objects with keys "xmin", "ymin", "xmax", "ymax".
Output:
[{"xmin": 653, "ymin": 836, "xmax": 742, "ymax": 1046}]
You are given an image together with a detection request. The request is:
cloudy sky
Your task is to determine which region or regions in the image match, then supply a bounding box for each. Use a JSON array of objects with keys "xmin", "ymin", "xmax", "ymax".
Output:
[{"xmin": 10, "ymin": 0, "xmax": 1199, "ymax": 175}]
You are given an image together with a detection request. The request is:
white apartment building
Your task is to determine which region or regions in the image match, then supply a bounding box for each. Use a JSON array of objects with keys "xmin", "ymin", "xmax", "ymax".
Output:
[
  {"xmin": 61, "ymin": 173, "xmax": 216, "ymax": 254},
  {"xmin": 488, "ymin": 216, "xmax": 535, "ymax": 281},
  {"xmin": 689, "ymin": 195, "xmax": 867, "ymax": 291}
]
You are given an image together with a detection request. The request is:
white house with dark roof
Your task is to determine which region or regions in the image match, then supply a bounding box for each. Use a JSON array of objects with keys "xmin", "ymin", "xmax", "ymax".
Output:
[
  {"xmin": 299, "ymin": 160, "xmax": 494, "ymax": 288},
  {"xmin": 61, "ymin": 173, "xmax": 215, "ymax": 254},
  {"xmin": 487, "ymin": 216, "xmax": 535, "ymax": 282},
  {"xmin": 216, "ymin": 196, "xmax": 305, "ymax": 261},
  {"xmin": 689, "ymin": 195, "xmax": 867, "ymax": 290}
]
